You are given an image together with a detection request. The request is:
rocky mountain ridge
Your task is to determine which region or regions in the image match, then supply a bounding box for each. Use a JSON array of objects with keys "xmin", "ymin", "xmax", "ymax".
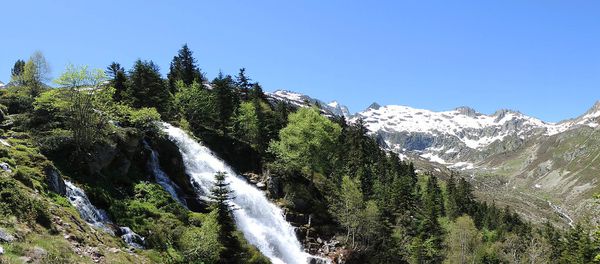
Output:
[
  {"xmin": 268, "ymin": 89, "xmax": 600, "ymax": 168},
  {"xmin": 267, "ymin": 89, "xmax": 600, "ymax": 225}
]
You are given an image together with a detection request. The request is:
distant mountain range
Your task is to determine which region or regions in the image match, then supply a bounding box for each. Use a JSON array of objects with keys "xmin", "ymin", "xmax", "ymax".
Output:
[{"xmin": 267, "ymin": 89, "xmax": 600, "ymax": 226}]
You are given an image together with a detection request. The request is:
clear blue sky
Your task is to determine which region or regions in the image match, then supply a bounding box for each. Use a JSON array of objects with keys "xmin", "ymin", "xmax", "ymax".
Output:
[{"xmin": 1, "ymin": 1, "xmax": 599, "ymax": 122}]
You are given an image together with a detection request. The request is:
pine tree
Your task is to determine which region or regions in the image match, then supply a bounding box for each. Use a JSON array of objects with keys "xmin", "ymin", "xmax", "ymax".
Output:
[
  {"xmin": 456, "ymin": 177, "xmax": 475, "ymax": 217},
  {"xmin": 446, "ymin": 173, "xmax": 459, "ymax": 220},
  {"xmin": 126, "ymin": 59, "xmax": 171, "ymax": 115},
  {"xmin": 235, "ymin": 68, "xmax": 252, "ymax": 101},
  {"xmin": 424, "ymin": 175, "xmax": 445, "ymax": 217},
  {"xmin": 209, "ymin": 171, "xmax": 238, "ymax": 262},
  {"xmin": 417, "ymin": 175, "xmax": 444, "ymax": 263},
  {"xmin": 249, "ymin": 83, "xmax": 266, "ymax": 101},
  {"xmin": 105, "ymin": 62, "xmax": 127, "ymax": 102},
  {"xmin": 210, "ymin": 172, "xmax": 235, "ymax": 241},
  {"xmin": 167, "ymin": 44, "xmax": 203, "ymax": 94},
  {"xmin": 212, "ymin": 72, "xmax": 239, "ymax": 132},
  {"xmin": 10, "ymin": 59, "xmax": 26, "ymax": 85}
]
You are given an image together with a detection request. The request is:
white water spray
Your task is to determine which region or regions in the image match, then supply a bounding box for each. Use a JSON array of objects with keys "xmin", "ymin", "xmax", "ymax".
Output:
[{"xmin": 162, "ymin": 123, "xmax": 328, "ymax": 264}]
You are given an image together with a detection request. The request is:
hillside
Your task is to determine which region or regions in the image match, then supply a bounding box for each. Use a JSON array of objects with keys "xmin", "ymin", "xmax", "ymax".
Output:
[{"xmin": 0, "ymin": 48, "xmax": 597, "ymax": 264}]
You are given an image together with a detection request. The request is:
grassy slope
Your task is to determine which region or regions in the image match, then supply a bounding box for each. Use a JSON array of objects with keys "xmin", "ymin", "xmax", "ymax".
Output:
[
  {"xmin": 0, "ymin": 131, "xmax": 155, "ymax": 264},
  {"xmin": 472, "ymin": 126, "xmax": 600, "ymax": 226}
]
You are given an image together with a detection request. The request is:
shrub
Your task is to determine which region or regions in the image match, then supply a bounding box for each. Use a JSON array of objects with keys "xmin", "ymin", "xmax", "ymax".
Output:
[
  {"xmin": 178, "ymin": 210, "xmax": 223, "ymax": 264},
  {"xmin": 129, "ymin": 107, "xmax": 161, "ymax": 132},
  {"xmin": 0, "ymin": 87, "xmax": 34, "ymax": 114},
  {"xmin": 0, "ymin": 178, "xmax": 52, "ymax": 228}
]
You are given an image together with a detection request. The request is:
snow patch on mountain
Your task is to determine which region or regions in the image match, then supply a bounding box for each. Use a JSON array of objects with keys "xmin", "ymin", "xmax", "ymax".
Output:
[{"xmin": 353, "ymin": 104, "xmax": 557, "ymax": 150}]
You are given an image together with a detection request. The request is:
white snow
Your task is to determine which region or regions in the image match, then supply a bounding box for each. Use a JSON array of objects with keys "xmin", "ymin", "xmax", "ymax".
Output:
[
  {"xmin": 420, "ymin": 152, "xmax": 448, "ymax": 164},
  {"xmin": 352, "ymin": 104, "xmax": 597, "ymax": 150},
  {"xmin": 328, "ymin": 101, "xmax": 340, "ymax": 108},
  {"xmin": 449, "ymin": 162, "xmax": 475, "ymax": 170}
]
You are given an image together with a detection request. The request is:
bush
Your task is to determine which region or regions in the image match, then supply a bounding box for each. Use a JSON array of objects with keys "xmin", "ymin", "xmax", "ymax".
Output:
[
  {"xmin": 32, "ymin": 90, "xmax": 69, "ymax": 129},
  {"xmin": 13, "ymin": 166, "xmax": 43, "ymax": 190},
  {"xmin": 37, "ymin": 129, "xmax": 74, "ymax": 156},
  {"xmin": 129, "ymin": 107, "xmax": 161, "ymax": 132},
  {"xmin": 178, "ymin": 210, "xmax": 223, "ymax": 264},
  {"xmin": 0, "ymin": 178, "xmax": 52, "ymax": 228},
  {"xmin": 0, "ymin": 87, "xmax": 34, "ymax": 114}
]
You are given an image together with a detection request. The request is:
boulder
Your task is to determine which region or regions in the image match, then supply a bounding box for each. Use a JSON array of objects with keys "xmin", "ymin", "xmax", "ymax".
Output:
[
  {"xmin": 44, "ymin": 165, "xmax": 66, "ymax": 195},
  {"xmin": 0, "ymin": 162, "xmax": 11, "ymax": 173},
  {"xmin": 0, "ymin": 228, "xmax": 15, "ymax": 243}
]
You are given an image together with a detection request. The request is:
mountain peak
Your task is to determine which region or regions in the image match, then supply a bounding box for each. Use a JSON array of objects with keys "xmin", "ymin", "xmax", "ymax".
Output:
[
  {"xmin": 367, "ymin": 102, "xmax": 381, "ymax": 110},
  {"xmin": 493, "ymin": 109, "xmax": 521, "ymax": 118},
  {"xmin": 454, "ymin": 106, "xmax": 479, "ymax": 117},
  {"xmin": 328, "ymin": 101, "xmax": 340, "ymax": 108},
  {"xmin": 588, "ymin": 100, "xmax": 600, "ymax": 113}
]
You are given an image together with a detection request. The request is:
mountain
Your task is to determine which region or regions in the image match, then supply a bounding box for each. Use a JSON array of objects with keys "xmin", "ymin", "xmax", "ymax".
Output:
[
  {"xmin": 267, "ymin": 90, "xmax": 351, "ymax": 119},
  {"xmin": 267, "ymin": 89, "xmax": 600, "ymax": 226}
]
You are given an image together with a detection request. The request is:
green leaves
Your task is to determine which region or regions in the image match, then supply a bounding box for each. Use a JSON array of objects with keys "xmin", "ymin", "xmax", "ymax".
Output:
[{"xmin": 269, "ymin": 107, "xmax": 341, "ymax": 177}]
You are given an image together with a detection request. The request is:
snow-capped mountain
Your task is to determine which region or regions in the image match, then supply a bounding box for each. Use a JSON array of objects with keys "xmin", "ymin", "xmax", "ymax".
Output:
[
  {"xmin": 267, "ymin": 89, "xmax": 600, "ymax": 170},
  {"xmin": 267, "ymin": 90, "xmax": 351, "ymax": 119},
  {"xmin": 353, "ymin": 101, "xmax": 600, "ymax": 168},
  {"xmin": 0, "ymin": 81, "xmax": 5, "ymax": 89}
]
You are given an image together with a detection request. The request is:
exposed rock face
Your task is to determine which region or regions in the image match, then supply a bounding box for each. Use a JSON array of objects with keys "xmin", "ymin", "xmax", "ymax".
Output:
[
  {"xmin": 267, "ymin": 90, "xmax": 352, "ymax": 119},
  {"xmin": 85, "ymin": 128, "xmax": 142, "ymax": 178},
  {"xmin": 44, "ymin": 165, "xmax": 66, "ymax": 195}
]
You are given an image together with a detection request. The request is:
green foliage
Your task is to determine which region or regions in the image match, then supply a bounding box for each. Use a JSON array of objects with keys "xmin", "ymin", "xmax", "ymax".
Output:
[
  {"xmin": 174, "ymin": 81, "xmax": 217, "ymax": 130},
  {"xmin": 444, "ymin": 215, "xmax": 481, "ymax": 264},
  {"xmin": 168, "ymin": 44, "xmax": 204, "ymax": 94},
  {"xmin": 53, "ymin": 64, "xmax": 108, "ymax": 151},
  {"xmin": 11, "ymin": 59, "xmax": 26, "ymax": 86},
  {"xmin": 105, "ymin": 62, "xmax": 128, "ymax": 102},
  {"xmin": 129, "ymin": 107, "xmax": 161, "ymax": 132},
  {"xmin": 232, "ymin": 102, "xmax": 260, "ymax": 146},
  {"xmin": 0, "ymin": 86, "xmax": 35, "ymax": 114},
  {"xmin": 235, "ymin": 68, "xmax": 252, "ymax": 101},
  {"xmin": 269, "ymin": 107, "xmax": 341, "ymax": 179},
  {"xmin": 179, "ymin": 210, "xmax": 223, "ymax": 264},
  {"xmin": 32, "ymin": 89, "xmax": 69, "ymax": 129},
  {"xmin": 0, "ymin": 177, "xmax": 51, "ymax": 228},
  {"xmin": 210, "ymin": 172, "xmax": 235, "ymax": 240},
  {"xmin": 125, "ymin": 59, "xmax": 172, "ymax": 116},
  {"xmin": 22, "ymin": 51, "xmax": 51, "ymax": 98},
  {"xmin": 212, "ymin": 73, "xmax": 239, "ymax": 132}
]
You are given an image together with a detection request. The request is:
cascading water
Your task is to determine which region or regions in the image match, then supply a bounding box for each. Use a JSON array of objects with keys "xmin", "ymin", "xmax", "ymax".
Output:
[
  {"xmin": 119, "ymin": 227, "xmax": 145, "ymax": 249},
  {"xmin": 65, "ymin": 180, "xmax": 113, "ymax": 234},
  {"xmin": 64, "ymin": 180, "xmax": 145, "ymax": 248},
  {"xmin": 143, "ymin": 140, "xmax": 188, "ymax": 208},
  {"xmin": 162, "ymin": 123, "xmax": 329, "ymax": 264}
]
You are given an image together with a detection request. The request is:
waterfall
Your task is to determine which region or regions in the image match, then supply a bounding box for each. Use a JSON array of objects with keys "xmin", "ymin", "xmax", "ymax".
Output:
[
  {"xmin": 65, "ymin": 180, "xmax": 113, "ymax": 234},
  {"xmin": 119, "ymin": 227, "xmax": 145, "ymax": 249},
  {"xmin": 143, "ymin": 140, "xmax": 188, "ymax": 208},
  {"xmin": 64, "ymin": 180, "xmax": 145, "ymax": 248},
  {"xmin": 162, "ymin": 123, "xmax": 328, "ymax": 264}
]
